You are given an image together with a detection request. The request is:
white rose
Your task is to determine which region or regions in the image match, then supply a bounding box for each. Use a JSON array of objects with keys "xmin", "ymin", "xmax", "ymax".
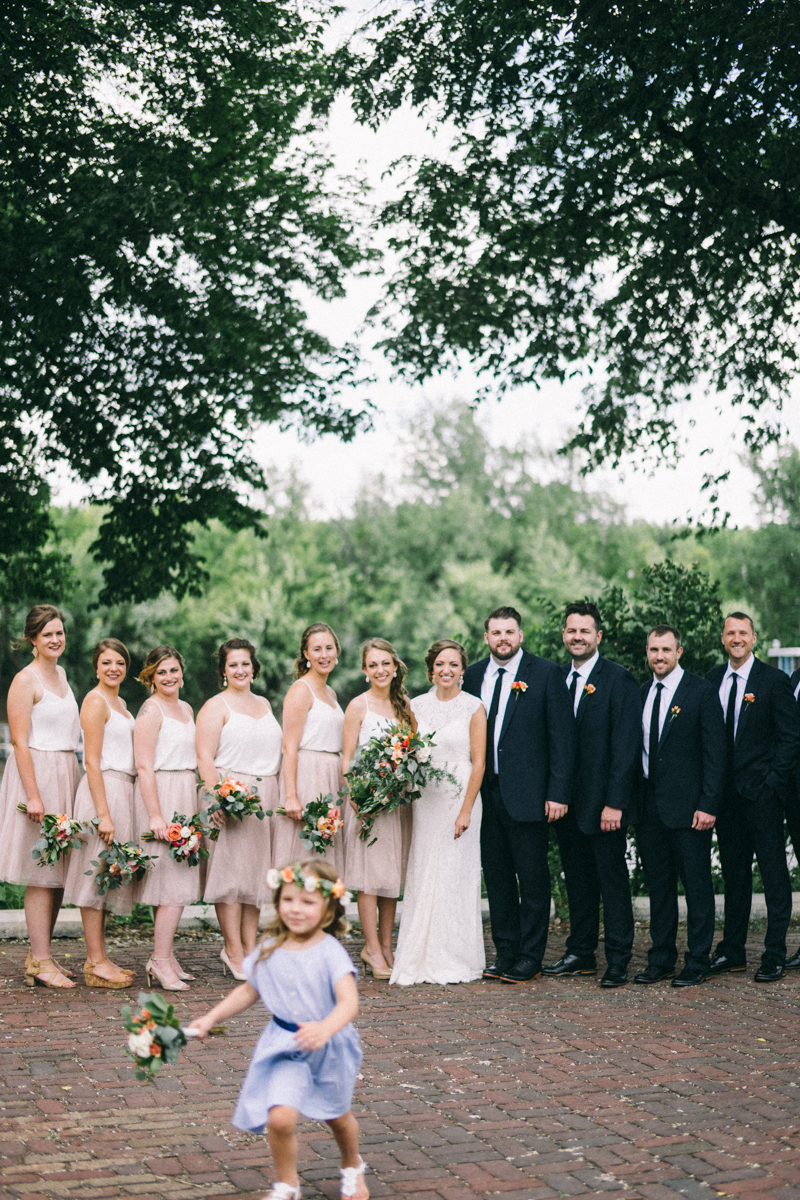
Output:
[
  {"xmin": 187, "ymin": 834, "xmax": 199, "ymax": 850},
  {"xmin": 304, "ymin": 876, "xmax": 318, "ymax": 893},
  {"xmin": 266, "ymin": 868, "xmax": 280, "ymax": 889},
  {"xmin": 127, "ymin": 1029, "xmax": 155, "ymax": 1058},
  {"xmin": 180, "ymin": 826, "xmax": 191, "ymax": 839},
  {"xmin": 416, "ymin": 747, "xmax": 431, "ymax": 763}
]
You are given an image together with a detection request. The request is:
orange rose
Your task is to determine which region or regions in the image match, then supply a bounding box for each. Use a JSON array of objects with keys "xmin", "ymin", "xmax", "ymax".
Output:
[
  {"xmin": 166, "ymin": 823, "xmax": 183, "ymax": 841},
  {"xmin": 331, "ymin": 880, "xmax": 345, "ymax": 899},
  {"xmin": 150, "ymin": 1043, "xmax": 161, "ymax": 1057},
  {"xmin": 327, "ymin": 806, "xmax": 340, "ymax": 821},
  {"xmin": 140, "ymin": 1009, "xmax": 151, "ymax": 1021},
  {"xmin": 281, "ymin": 866, "xmax": 295, "ymax": 884}
]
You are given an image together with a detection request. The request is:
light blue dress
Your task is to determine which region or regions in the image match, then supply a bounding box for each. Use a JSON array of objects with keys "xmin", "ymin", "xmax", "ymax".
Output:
[{"xmin": 232, "ymin": 935, "xmax": 362, "ymax": 1129}]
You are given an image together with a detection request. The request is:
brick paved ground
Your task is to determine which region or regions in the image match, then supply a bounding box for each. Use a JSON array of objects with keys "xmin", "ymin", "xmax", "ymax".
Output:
[{"xmin": 2, "ymin": 923, "xmax": 800, "ymax": 1200}]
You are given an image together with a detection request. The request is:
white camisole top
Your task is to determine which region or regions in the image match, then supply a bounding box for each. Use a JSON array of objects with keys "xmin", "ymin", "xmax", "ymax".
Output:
[
  {"xmin": 25, "ymin": 667, "xmax": 80, "ymax": 752},
  {"xmin": 152, "ymin": 701, "xmax": 197, "ymax": 771},
  {"xmin": 298, "ymin": 679, "xmax": 344, "ymax": 753},
  {"xmin": 358, "ymin": 696, "xmax": 393, "ymax": 747},
  {"xmin": 214, "ymin": 698, "xmax": 283, "ymax": 777},
  {"xmin": 98, "ymin": 700, "xmax": 135, "ymax": 774}
]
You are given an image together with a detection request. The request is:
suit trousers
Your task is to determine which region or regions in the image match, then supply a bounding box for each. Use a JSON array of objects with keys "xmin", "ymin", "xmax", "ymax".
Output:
[
  {"xmin": 480, "ymin": 776, "xmax": 551, "ymax": 965},
  {"xmin": 716, "ymin": 787, "xmax": 792, "ymax": 963},
  {"xmin": 555, "ymin": 807, "xmax": 634, "ymax": 968},
  {"xmin": 636, "ymin": 790, "xmax": 715, "ymax": 973}
]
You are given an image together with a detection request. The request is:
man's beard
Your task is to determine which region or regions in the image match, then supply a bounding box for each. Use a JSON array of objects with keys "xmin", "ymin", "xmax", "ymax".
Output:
[{"xmin": 492, "ymin": 644, "xmax": 518, "ymax": 661}]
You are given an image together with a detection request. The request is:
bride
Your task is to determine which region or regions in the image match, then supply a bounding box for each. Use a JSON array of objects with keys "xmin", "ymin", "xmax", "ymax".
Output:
[{"xmin": 390, "ymin": 639, "xmax": 487, "ymax": 985}]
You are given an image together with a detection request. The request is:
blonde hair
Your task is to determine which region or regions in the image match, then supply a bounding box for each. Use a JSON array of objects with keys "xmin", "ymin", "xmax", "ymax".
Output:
[
  {"xmin": 257, "ymin": 859, "xmax": 350, "ymax": 962},
  {"xmin": 361, "ymin": 637, "xmax": 413, "ymax": 727},
  {"xmin": 137, "ymin": 645, "xmax": 185, "ymax": 692},
  {"xmin": 294, "ymin": 623, "xmax": 340, "ymax": 679}
]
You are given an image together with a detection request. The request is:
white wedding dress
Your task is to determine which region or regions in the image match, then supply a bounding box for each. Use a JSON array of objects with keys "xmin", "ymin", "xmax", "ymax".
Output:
[{"xmin": 390, "ymin": 689, "xmax": 485, "ymax": 985}]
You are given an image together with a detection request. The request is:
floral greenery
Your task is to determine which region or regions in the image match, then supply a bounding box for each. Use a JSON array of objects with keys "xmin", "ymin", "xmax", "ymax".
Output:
[
  {"xmin": 275, "ymin": 795, "xmax": 344, "ymax": 855},
  {"xmin": 346, "ymin": 724, "xmax": 452, "ymax": 844},
  {"xmin": 122, "ymin": 991, "xmax": 189, "ymax": 1082},
  {"xmin": 141, "ymin": 812, "xmax": 214, "ymax": 866},
  {"xmin": 206, "ymin": 776, "xmax": 265, "ymax": 822},
  {"xmin": 15, "ymin": 807, "xmax": 87, "ymax": 866},
  {"xmin": 85, "ymin": 842, "xmax": 156, "ymax": 896},
  {"xmin": 266, "ymin": 863, "xmax": 348, "ymax": 900}
]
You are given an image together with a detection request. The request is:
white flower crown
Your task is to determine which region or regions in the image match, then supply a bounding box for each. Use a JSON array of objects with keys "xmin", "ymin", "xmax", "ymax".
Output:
[{"xmin": 266, "ymin": 863, "xmax": 349, "ymax": 902}]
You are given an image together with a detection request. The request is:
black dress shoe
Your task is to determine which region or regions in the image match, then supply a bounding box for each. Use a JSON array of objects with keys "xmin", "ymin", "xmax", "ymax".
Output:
[
  {"xmin": 483, "ymin": 959, "xmax": 515, "ymax": 980},
  {"xmin": 785, "ymin": 947, "xmax": 800, "ymax": 970},
  {"xmin": 500, "ymin": 956, "xmax": 542, "ymax": 983},
  {"xmin": 708, "ymin": 952, "xmax": 747, "ymax": 976},
  {"xmin": 671, "ymin": 966, "xmax": 710, "ymax": 987},
  {"xmin": 600, "ymin": 965, "xmax": 628, "ymax": 988},
  {"xmin": 754, "ymin": 959, "xmax": 784, "ymax": 983},
  {"xmin": 542, "ymin": 954, "xmax": 597, "ymax": 976},
  {"xmin": 633, "ymin": 964, "xmax": 676, "ymax": 985}
]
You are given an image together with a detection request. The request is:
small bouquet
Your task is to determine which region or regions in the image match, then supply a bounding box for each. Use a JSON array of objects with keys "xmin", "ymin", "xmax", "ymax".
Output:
[
  {"xmin": 86, "ymin": 841, "xmax": 157, "ymax": 896},
  {"xmin": 17, "ymin": 805, "xmax": 87, "ymax": 865},
  {"xmin": 206, "ymin": 775, "xmax": 265, "ymax": 822},
  {"xmin": 141, "ymin": 812, "xmax": 214, "ymax": 866},
  {"xmin": 346, "ymin": 724, "xmax": 454, "ymax": 844},
  {"xmin": 123, "ymin": 991, "xmax": 226, "ymax": 1082},
  {"xmin": 275, "ymin": 795, "xmax": 344, "ymax": 855}
]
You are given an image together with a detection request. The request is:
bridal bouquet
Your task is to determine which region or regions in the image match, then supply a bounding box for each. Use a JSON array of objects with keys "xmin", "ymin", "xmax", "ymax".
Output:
[
  {"xmin": 141, "ymin": 811, "xmax": 215, "ymax": 866},
  {"xmin": 346, "ymin": 724, "xmax": 451, "ymax": 844},
  {"xmin": 206, "ymin": 775, "xmax": 265, "ymax": 822},
  {"xmin": 275, "ymin": 795, "xmax": 344, "ymax": 855},
  {"xmin": 17, "ymin": 805, "xmax": 87, "ymax": 865},
  {"xmin": 86, "ymin": 841, "xmax": 157, "ymax": 896}
]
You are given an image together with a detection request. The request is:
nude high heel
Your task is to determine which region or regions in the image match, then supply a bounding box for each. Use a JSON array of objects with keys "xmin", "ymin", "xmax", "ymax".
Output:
[
  {"xmin": 145, "ymin": 957, "xmax": 189, "ymax": 991},
  {"xmin": 24, "ymin": 956, "xmax": 76, "ymax": 989},
  {"xmin": 220, "ymin": 949, "xmax": 247, "ymax": 981},
  {"xmin": 360, "ymin": 948, "xmax": 391, "ymax": 981}
]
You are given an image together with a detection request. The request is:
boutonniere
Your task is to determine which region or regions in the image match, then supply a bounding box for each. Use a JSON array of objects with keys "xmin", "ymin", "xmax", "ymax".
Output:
[
  {"xmin": 584, "ymin": 683, "xmax": 596, "ymax": 695},
  {"xmin": 511, "ymin": 680, "xmax": 528, "ymax": 694},
  {"xmin": 669, "ymin": 705, "xmax": 681, "ymax": 721},
  {"xmin": 743, "ymin": 693, "xmax": 755, "ymax": 706}
]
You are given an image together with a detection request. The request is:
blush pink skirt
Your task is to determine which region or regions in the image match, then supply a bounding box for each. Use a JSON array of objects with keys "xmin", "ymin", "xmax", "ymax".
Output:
[
  {"xmin": 133, "ymin": 770, "xmax": 202, "ymax": 908},
  {"xmin": 202, "ymin": 772, "xmax": 277, "ymax": 907},
  {"xmin": 64, "ymin": 770, "xmax": 137, "ymax": 914},
  {"xmin": 0, "ymin": 749, "xmax": 80, "ymax": 888},
  {"xmin": 271, "ymin": 750, "xmax": 345, "ymax": 878}
]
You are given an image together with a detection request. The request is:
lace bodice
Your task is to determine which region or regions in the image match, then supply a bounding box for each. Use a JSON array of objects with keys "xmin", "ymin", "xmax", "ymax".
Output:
[{"xmin": 410, "ymin": 690, "xmax": 482, "ymax": 767}]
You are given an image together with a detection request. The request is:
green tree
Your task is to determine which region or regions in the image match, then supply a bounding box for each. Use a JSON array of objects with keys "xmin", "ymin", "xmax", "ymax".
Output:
[
  {"xmin": 1, "ymin": 0, "xmax": 372, "ymax": 605},
  {"xmin": 344, "ymin": 1, "xmax": 800, "ymax": 482}
]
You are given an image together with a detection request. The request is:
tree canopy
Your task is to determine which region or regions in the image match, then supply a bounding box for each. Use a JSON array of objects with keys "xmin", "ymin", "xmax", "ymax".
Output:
[
  {"xmin": 343, "ymin": 0, "xmax": 800, "ymax": 476},
  {"xmin": 1, "ymin": 0, "xmax": 372, "ymax": 605}
]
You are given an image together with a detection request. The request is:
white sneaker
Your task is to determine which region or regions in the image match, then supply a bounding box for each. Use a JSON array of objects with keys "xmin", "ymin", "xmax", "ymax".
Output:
[
  {"xmin": 340, "ymin": 1156, "xmax": 368, "ymax": 1199},
  {"xmin": 264, "ymin": 1183, "xmax": 301, "ymax": 1200}
]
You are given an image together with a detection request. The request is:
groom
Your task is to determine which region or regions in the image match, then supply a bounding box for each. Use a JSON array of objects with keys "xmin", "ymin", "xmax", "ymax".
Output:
[{"xmin": 463, "ymin": 606, "xmax": 575, "ymax": 983}]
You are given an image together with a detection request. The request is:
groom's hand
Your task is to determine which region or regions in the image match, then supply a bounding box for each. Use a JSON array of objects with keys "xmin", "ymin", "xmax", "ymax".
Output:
[
  {"xmin": 545, "ymin": 801, "xmax": 568, "ymax": 823},
  {"xmin": 599, "ymin": 806, "xmax": 622, "ymax": 832}
]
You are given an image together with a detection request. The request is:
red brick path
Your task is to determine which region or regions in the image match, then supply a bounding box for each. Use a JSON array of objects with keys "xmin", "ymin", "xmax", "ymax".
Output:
[{"xmin": 2, "ymin": 928, "xmax": 800, "ymax": 1199}]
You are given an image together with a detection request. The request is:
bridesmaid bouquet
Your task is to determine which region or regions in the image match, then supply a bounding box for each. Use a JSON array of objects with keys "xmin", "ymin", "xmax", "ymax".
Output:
[
  {"xmin": 122, "ymin": 991, "xmax": 226, "ymax": 1081},
  {"xmin": 206, "ymin": 775, "xmax": 265, "ymax": 822},
  {"xmin": 141, "ymin": 811, "xmax": 216, "ymax": 865},
  {"xmin": 275, "ymin": 795, "xmax": 344, "ymax": 855},
  {"xmin": 17, "ymin": 805, "xmax": 87, "ymax": 865},
  {"xmin": 346, "ymin": 724, "xmax": 453, "ymax": 844},
  {"xmin": 86, "ymin": 842, "xmax": 157, "ymax": 895}
]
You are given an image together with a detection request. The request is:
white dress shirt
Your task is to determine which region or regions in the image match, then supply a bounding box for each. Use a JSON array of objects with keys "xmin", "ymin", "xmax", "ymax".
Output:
[
  {"xmin": 641, "ymin": 665, "xmax": 684, "ymax": 778},
  {"xmin": 566, "ymin": 650, "xmax": 600, "ymax": 716},
  {"xmin": 480, "ymin": 646, "xmax": 524, "ymax": 774},
  {"xmin": 718, "ymin": 654, "xmax": 755, "ymax": 738},
  {"xmin": 794, "ymin": 676, "xmax": 800, "ymax": 702}
]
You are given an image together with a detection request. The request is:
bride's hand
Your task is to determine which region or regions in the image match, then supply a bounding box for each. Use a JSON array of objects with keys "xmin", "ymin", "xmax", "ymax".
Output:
[{"xmin": 454, "ymin": 808, "xmax": 471, "ymax": 839}]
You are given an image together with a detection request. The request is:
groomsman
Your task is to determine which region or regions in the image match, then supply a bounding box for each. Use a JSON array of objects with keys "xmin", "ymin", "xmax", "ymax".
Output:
[
  {"xmin": 463, "ymin": 606, "xmax": 575, "ymax": 983},
  {"xmin": 707, "ymin": 613, "xmax": 800, "ymax": 981},
  {"xmin": 635, "ymin": 625, "xmax": 726, "ymax": 986},
  {"xmin": 543, "ymin": 603, "xmax": 641, "ymax": 988},
  {"xmin": 786, "ymin": 665, "xmax": 800, "ymax": 969}
]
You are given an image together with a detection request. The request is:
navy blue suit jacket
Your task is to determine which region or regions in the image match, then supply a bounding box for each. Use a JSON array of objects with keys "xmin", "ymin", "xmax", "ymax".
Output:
[
  {"xmin": 462, "ymin": 649, "xmax": 575, "ymax": 822},
  {"xmin": 565, "ymin": 655, "xmax": 642, "ymax": 834},
  {"xmin": 639, "ymin": 670, "xmax": 726, "ymax": 827},
  {"xmin": 706, "ymin": 657, "xmax": 799, "ymax": 803}
]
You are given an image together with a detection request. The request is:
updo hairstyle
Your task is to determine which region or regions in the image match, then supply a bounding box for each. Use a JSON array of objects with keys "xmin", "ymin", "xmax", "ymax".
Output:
[
  {"xmin": 138, "ymin": 645, "xmax": 185, "ymax": 692},
  {"xmin": 217, "ymin": 638, "xmax": 261, "ymax": 688},
  {"xmin": 91, "ymin": 638, "xmax": 131, "ymax": 674},
  {"xmin": 361, "ymin": 637, "xmax": 413, "ymax": 727},
  {"xmin": 294, "ymin": 623, "xmax": 341, "ymax": 679},
  {"xmin": 425, "ymin": 638, "xmax": 468, "ymax": 683},
  {"xmin": 13, "ymin": 605, "xmax": 66, "ymax": 651}
]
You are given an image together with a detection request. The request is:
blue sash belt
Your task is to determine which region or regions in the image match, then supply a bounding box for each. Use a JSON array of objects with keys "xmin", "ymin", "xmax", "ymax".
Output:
[{"xmin": 272, "ymin": 1014, "xmax": 300, "ymax": 1032}]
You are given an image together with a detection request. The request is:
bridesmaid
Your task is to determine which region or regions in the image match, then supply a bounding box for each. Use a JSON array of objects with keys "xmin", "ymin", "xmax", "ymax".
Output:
[
  {"xmin": 0, "ymin": 605, "xmax": 80, "ymax": 988},
  {"xmin": 196, "ymin": 638, "xmax": 282, "ymax": 981},
  {"xmin": 64, "ymin": 638, "xmax": 136, "ymax": 988},
  {"xmin": 133, "ymin": 645, "xmax": 199, "ymax": 991},
  {"xmin": 342, "ymin": 638, "xmax": 416, "ymax": 981},
  {"xmin": 272, "ymin": 623, "xmax": 345, "ymax": 876}
]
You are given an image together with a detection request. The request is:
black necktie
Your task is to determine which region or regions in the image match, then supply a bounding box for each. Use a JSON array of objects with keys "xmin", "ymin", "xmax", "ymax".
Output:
[
  {"xmin": 569, "ymin": 671, "xmax": 579, "ymax": 712},
  {"xmin": 486, "ymin": 668, "xmax": 506, "ymax": 777},
  {"xmin": 726, "ymin": 672, "xmax": 739, "ymax": 755},
  {"xmin": 649, "ymin": 682, "xmax": 664, "ymax": 779}
]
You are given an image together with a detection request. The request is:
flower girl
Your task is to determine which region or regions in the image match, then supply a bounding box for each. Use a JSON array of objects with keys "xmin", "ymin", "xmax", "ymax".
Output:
[{"xmin": 188, "ymin": 861, "xmax": 367, "ymax": 1200}]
